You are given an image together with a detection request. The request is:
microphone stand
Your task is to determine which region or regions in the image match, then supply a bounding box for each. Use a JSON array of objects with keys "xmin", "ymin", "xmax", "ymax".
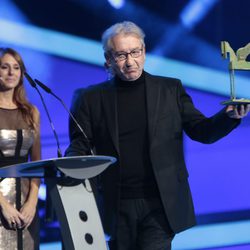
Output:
[
  {"xmin": 34, "ymin": 79, "xmax": 95, "ymax": 156},
  {"xmin": 24, "ymin": 72, "xmax": 60, "ymax": 222},
  {"xmin": 24, "ymin": 73, "xmax": 62, "ymax": 159}
]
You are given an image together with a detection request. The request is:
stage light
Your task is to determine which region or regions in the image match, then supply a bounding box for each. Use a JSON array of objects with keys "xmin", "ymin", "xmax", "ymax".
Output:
[
  {"xmin": 107, "ymin": 0, "xmax": 125, "ymax": 9},
  {"xmin": 180, "ymin": 0, "xmax": 219, "ymax": 29},
  {"xmin": 152, "ymin": 0, "xmax": 219, "ymax": 64}
]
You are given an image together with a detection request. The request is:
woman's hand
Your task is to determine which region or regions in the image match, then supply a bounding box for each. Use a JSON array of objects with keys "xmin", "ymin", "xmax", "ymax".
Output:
[
  {"xmin": 20, "ymin": 200, "xmax": 37, "ymax": 229},
  {"xmin": 1, "ymin": 201, "xmax": 24, "ymax": 229}
]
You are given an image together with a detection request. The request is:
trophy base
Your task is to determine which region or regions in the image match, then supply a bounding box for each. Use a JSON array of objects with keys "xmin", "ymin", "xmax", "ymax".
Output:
[{"xmin": 221, "ymin": 99, "xmax": 250, "ymax": 105}]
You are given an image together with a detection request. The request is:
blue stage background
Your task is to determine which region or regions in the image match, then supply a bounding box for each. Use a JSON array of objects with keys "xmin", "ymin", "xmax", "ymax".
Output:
[{"xmin": 0, "ymin": 0, "xmax": 249, "ymax": 249}]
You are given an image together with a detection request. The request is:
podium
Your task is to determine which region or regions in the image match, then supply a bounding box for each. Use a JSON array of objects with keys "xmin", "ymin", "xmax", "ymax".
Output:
[{"xmin": 0, "ymin": 155, "xmax": 116, "ymax": 250}]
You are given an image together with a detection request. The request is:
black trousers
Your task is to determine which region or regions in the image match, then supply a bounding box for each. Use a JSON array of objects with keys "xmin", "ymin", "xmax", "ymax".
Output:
[{"xmin": 108, "ymin": 197, "xmax": 175, "ymax": 250}]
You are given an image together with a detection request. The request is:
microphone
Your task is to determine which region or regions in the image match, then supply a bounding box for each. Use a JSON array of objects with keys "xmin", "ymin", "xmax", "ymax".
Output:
[
  {"xmin": 34, "ymin": 78, "xmax": 94, "ymax": 155},
  {"xmin": 24, "ymin": 72, "xmax": 60, "ymax": 223},
  {"xmin": 24, "ymin": 72, "xmax": 62, "ymax": 159},
  {"xmin": 34, "ymin": 78, "xmax": 51, "ymax": 93}
]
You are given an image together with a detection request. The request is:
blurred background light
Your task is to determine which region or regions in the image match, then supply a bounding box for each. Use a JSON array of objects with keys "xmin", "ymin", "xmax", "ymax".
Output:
[
  {"xmin": 180, "ymin": 0, "xmax": 219, "ymax": 29},
  {"xmin": 38, "ymin": 183, "xmax": 46, "ymax": 201},
  {"xmin": 108, "ymin": 0, "xmax": 125, "ymax": 9}
]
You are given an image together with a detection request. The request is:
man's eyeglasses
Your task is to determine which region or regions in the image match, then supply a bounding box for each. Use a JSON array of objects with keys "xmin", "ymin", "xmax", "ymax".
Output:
[{"xmin": 112, "ymin": 48, "xmax": 143, "ymax": 62}]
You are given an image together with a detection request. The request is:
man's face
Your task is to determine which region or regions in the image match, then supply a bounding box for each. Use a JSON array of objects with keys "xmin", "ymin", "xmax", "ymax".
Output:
[{"xmin": 107, "ymin": 34, "xmax": 145, "ymax": 81}]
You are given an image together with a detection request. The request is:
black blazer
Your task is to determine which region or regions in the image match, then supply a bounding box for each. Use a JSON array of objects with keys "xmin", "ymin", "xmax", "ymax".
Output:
[{"xmin": 65, "ymin": 71, "xmax": 240, "ymax": 235}]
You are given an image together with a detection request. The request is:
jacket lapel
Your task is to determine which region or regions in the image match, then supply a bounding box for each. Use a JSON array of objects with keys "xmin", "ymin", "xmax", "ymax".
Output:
[
  {"xmin": 101, "ymin": 73, "xmax": 160, "ymax": 154},
  {"xmin": 101, "ymin": 80, "xmax": 120, "ymax": 155},
  {"xmin": 145, "ymin": 73, "xmax": 161, "ymax": 144}
]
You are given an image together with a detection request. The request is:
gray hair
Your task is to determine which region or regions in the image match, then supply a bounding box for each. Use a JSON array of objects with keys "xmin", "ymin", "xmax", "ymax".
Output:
[{"xmin": 102, "ymin": 21, "xmax": 145, "ymax": 53}]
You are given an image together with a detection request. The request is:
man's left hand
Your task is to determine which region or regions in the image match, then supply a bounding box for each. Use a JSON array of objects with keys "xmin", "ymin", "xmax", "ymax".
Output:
[{"xmin": 226, "ymin": 104, "xmax": 250, "ymax": 119}]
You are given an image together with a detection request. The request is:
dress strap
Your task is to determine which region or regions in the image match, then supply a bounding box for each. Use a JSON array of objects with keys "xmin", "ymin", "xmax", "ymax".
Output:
[{"xmin": 15, "ymin": 130, "xmax": 23, "ymax": 157}]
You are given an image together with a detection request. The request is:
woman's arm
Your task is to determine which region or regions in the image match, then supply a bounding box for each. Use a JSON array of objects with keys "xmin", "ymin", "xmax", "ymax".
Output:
[{"xmin": 20, "ymin": 106, "xmax": 41, "ymax": 228}]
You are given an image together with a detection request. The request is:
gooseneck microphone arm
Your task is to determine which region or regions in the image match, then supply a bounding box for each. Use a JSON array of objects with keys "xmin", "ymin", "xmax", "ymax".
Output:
[
  {"xmin": 34, "ymin": 79, "xmax": 95, "ymax": 156},
  {"xmin": 24, "ymin": 72, "xmax": 62, "ymax": 158},
  {"xmin": 24, "ymin": 72, "xmax": 61, "ymax": 222}
]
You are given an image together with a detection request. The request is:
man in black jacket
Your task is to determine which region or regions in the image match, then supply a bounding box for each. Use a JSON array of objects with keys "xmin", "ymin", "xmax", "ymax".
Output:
[{"xmin": 65, "ymin": 21, "xmax": 250, "ymax": 250}]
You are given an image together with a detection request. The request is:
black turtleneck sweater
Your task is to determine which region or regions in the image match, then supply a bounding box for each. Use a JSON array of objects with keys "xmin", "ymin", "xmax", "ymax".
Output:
[{"xmin": 116, "ymin": 72, "xmax": 159, "ymax": 199}]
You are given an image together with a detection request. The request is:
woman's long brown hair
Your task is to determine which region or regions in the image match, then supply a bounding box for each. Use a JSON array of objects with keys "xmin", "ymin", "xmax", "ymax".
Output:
[{"xmin": 0, "ymin": 48, "xmax": 35, "ymax": 129}]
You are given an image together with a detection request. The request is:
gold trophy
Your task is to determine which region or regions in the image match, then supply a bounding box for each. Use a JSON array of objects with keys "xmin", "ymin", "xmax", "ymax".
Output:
[{"xmin": 221, "ymin": 41, "xmax": 250, "ymax": 105}]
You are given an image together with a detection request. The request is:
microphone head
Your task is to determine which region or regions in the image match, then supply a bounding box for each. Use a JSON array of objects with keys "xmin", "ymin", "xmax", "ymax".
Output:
[
  {"xmin": 24, "ymin": 72, "xmax": 36, "ymax": 88},
  {"xmin": 34, "ymin": 79, "xmax": 52, "ymax": 93}
]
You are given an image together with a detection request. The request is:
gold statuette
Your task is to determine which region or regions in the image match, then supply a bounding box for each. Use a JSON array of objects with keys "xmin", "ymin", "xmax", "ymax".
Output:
[{"xmin": 221, "ymin": 41, "xmax": 250, "ymax": 105}]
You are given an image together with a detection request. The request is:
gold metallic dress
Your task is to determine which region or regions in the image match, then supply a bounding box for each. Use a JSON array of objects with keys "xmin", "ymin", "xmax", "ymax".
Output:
[{"xmin": 0, "ymin": 108, "xmax": 39, "ymax": 250}]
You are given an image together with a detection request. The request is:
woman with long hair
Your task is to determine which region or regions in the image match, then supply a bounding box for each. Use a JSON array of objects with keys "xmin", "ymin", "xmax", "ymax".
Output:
[{"xmin": 0, "ymin": 48, "xmax": 40, "ymax": 250}]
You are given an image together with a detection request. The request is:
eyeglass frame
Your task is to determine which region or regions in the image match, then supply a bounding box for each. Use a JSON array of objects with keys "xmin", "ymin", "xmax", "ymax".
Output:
[{"xmin": 110, "ymin": 46, "xmax": 144, "ymax": 62}]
